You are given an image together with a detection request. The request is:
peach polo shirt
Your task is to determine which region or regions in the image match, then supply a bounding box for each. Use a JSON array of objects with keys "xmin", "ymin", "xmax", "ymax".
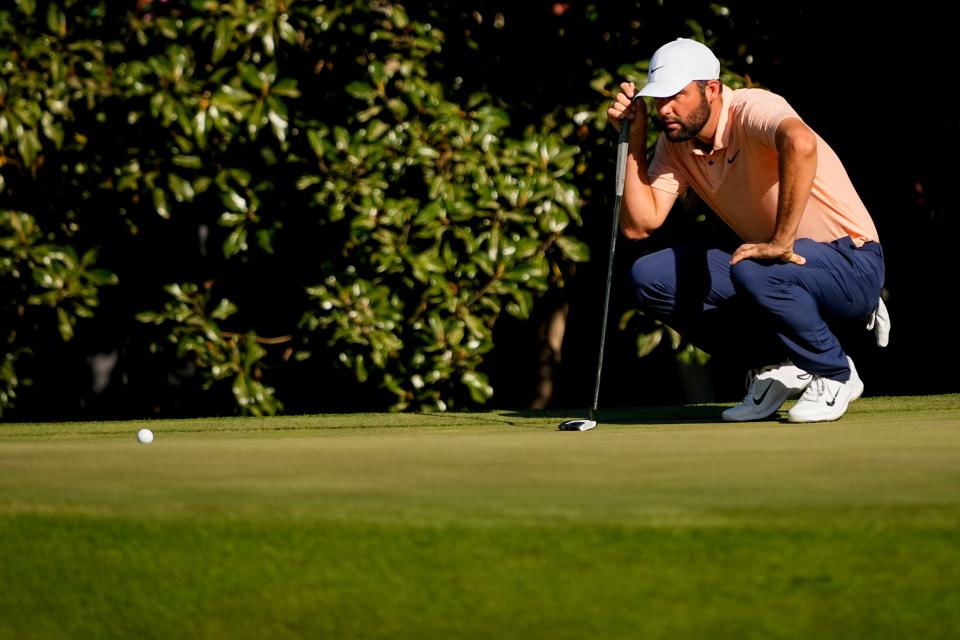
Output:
[{"xmin": 648, "ymin": 86, "xmax": 879, "ymax": 245}]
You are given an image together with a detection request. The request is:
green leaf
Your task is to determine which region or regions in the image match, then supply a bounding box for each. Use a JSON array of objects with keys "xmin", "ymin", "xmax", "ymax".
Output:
[
  {"xmin": 213, "ymin": 18, "xmax": 234, "ymax": 63},
  {"xmin": 18, "ymin": 129, "xmax": 42, "ymax": 170},
  {"xmin": 153, "ymin": 188, "xmax": 171, "ymax": 219},
  {"xmin": 155, "ymin": 17, "xmax": 179, "ymax": 39},
  {"xmin": 272, "ymin": 78, "xmax": 301, "ymax": 98},
  {"xmin": 461, "ymin": 370, "xmax": 493, "ymax": 402},
  {"xmin": 555, "ymin": 236, "xmax": 590, "ymax": 262},
  {"xmin": 306, "ymin": 129, "xmax": 326, "ymax": 157},
  {"xmin": 238, "ymin": 64, "xmax": 264, "ymax": 92},
  {"xmin": 267, "ymin": 105, "xmax": 287, "ymax": 143},
  {"xmin": 463, "ymin": 313, "xmax": 489, "ymax": 341},
  {"xmin": 248, "ymin": 98, "xmax": 265, "ymax": 135},
  {"xmin": 172, "ymin": 155, "xmax": 203, "ymax": 169},
  {"xmin": 46, "ymin": 3, "xmax": 65, "ymax": 36},
  {"xmin": 357, "ymin": 105, "xmax": 383, "ymax": 124},
  {"xmin": 56, "ymin": 307, "xmax": 74, "ymax": 341},
  {"xmin": 541, "ymin": 201, "xmax": 570, "ymax": 232},
  {"xmin": 135, "ymin": 311, "xmax": 161, "ymax": 324},
  {"xmin": 505, "ymin": 289, "xmax": 533, "ymax": 319},
  {"xmin": 168, "ymin": 173, "xmax": 195, "ymax": 202},
  {"xmin": 88, "ymin": 268, "xmax": 119, "ymax": 286},
  {"xmin": 16, "ymin": 0, "xmax": 36, "ymax": 17},
  {"xmin": 223, "ymin": 227, "xmax": 248, "ymax": 257},
  {"xmin": 255, "ymin": 229, "xmax": 275, "ymax": 254},
  {"xmin": 222, "ymin": 189, "xmax": 248, "ymax": 212},
  {"xmin": 41, "ymin": 112, "xmax": 64, "ymax": 149},
  {"xmin": 346, "ymin": 81, "xmax": 377, "ymax": 102},
  {"xmin": 211, "ymin": 298, "xmax": 238, "ymax": 321},
  {"xmin": 415, "ymin": 145, "xmax": 440, "ymax": 159},
  {"xmin": 636, "ymin": 329, "xmax": 663, "ymax": 358}
]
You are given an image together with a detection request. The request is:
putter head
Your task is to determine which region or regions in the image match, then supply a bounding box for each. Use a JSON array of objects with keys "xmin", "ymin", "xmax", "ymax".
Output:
[{"xmin": 558, "ymin": 419, "xmax": 597, "ymax": 432}]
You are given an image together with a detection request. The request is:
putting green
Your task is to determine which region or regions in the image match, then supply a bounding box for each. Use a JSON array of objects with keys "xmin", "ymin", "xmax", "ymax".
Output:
[{"xmin": 2, "ymin": 396, "xmax": 958, "ymax": 639}]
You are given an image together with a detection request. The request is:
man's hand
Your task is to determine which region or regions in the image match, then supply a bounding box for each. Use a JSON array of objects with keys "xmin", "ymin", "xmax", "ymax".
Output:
[
  {"xmin": 607, "ymin": 82, "xmax": 647, "ymax": 141},
  {"xmin": 730, "ymin": 241, "xmax": 806, "ymax": 266}
]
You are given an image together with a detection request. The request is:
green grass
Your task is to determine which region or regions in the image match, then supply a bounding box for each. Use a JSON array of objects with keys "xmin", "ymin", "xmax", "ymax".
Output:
[{"xmin": 2, "ymin": 396, "xmax": 959, "ymax": 639}]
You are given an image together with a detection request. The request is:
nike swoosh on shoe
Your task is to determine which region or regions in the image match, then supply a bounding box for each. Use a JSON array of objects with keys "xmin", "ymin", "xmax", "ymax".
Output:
[{"xmin": 752, "ymin": 380, "xmax": 773, "ymax": 406}]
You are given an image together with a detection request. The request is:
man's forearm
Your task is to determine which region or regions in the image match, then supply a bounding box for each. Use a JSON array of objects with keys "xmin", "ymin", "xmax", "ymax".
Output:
[
  {"xmin": 620, "ymin": 139, "xmax": 668, "ymax": 240},
  {"xmin": 730, "ymin": 118, "xmax": 817, "ymax": 266},
  {"xmin": 771, "ymin": 120, "xmax": 817, "ymax": 249}
]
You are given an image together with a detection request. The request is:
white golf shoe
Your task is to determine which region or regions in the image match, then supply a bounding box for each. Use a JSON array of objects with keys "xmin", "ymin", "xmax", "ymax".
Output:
[
  {"xmin": 787, "ymin": 357, "xmax": 863, "ymax": 423},
  {"xmin": 722, "ymin": 361, "xmax": 811, "ymax": 422}
]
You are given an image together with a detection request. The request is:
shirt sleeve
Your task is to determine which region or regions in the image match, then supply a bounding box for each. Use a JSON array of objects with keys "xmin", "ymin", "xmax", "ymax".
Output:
[
  {"xmin": 737, "ymin": 89, "xmax": 801, "ymax": 148},
  {"xmin": 647, "ymin": 136, "xmax": 688, "ymax": 196}
]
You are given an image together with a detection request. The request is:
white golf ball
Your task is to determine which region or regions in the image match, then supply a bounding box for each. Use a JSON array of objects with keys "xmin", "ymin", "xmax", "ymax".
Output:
[{"xmin": 137, "ymin": 428, "xmax": 154, "ymax": 444}]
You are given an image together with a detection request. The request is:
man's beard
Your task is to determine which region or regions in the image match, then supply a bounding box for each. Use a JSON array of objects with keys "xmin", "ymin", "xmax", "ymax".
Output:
[{"xmin": 662, "ymin": 96, "xmax": 710, "ymax": 142}]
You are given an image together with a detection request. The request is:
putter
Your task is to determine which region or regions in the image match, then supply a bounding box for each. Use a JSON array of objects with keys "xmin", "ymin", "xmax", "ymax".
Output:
[{"xmin": 559, "ymin": 112, "xmax": 632, "ymax": 432}]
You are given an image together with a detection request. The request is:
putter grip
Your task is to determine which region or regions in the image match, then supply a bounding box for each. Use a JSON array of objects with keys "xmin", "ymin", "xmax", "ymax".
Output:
[{"xmin": 614, "ymin": 118, "xmax": 630, "ymax": 197}]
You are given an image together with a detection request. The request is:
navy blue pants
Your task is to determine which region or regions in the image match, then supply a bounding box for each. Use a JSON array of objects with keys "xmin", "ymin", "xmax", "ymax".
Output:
[{"xmin": 630, "ymin": 237, "xmax": 884, "ymax": 381}]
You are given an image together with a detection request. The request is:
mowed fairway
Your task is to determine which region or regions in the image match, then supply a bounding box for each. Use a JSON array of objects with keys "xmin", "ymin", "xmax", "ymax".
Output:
[{"xmin": 2, "ymin": 396, "xmax": 959, "ymax": 639}]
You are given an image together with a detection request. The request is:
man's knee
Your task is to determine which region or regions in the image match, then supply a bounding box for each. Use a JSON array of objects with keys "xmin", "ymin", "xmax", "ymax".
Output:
[
  {"xmin": 729, "ymin": 259, "xmax": 769, "ymax": 299},
  {"xmin": 630, "ymin": 256, "xmax": 672, "ymax": 306}
]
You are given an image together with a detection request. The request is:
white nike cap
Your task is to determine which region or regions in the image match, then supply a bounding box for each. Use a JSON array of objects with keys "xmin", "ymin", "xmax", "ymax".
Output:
[{"xmin": 638, "ymin": 38, "xmax": 720, "ymax": 98}]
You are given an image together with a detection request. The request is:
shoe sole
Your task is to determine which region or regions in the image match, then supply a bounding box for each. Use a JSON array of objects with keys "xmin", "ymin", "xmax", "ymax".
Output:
[
  {"xmin": 722, "ymin": 407, "xmax": 782, "ymax": 422},
  {"xmin": 787, "ymin": 396, "xmax": 852, "ymax": 423},
  {"xmin": 721, "ymin": 386, "xmax": 803, "ymax": 422}
]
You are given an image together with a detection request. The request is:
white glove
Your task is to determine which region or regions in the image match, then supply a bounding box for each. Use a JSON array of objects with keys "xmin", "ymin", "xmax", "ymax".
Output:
[{"xmin": 865, "ymin": 298, "xmax": 890, "ymax": 347}]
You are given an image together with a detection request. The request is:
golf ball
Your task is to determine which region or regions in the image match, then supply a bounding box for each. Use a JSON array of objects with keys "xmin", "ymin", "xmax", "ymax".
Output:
[{"xmin": 137, "ymin": 428, "xmax": 154, "ymax": 444}]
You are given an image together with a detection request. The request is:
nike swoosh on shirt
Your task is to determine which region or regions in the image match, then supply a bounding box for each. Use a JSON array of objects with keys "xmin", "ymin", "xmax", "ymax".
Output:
[{"xmin": 727, "ymin": 149, "xmax": 742, "ymax": 164}]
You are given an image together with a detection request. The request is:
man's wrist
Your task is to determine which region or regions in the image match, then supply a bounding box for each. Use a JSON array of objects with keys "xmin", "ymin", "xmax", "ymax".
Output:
[{"xmin": 768, "ymin": 234, "xmax": 795, "ymax": 251}]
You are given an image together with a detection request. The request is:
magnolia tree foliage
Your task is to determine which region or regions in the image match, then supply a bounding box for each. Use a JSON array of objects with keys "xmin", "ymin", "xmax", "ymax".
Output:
[
  {"xmin": 1, "ymin": 0, "xmax": 751, "ymax": 418},
  {"xmin": 0, "ymin": 0, "xmax": 593, "ymax": 415}
]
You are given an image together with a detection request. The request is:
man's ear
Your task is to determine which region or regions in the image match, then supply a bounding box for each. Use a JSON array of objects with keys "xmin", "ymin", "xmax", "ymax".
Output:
[{"xmin": 707, "ymin": 79, "xmax": 722, "ymax": 100}]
